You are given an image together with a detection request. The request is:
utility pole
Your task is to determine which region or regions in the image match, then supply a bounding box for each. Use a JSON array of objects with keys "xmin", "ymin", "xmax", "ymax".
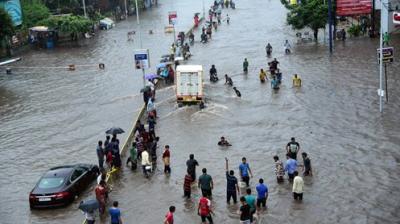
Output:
[{"xmin": 328, "ymin": 0, "xmax": 333, "ymax": 53}]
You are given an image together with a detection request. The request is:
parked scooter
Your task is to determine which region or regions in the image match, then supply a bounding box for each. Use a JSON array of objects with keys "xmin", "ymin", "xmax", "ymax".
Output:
[{"xmin": 230, "ymin": 0, "xmax": 235, "ymax": 9}]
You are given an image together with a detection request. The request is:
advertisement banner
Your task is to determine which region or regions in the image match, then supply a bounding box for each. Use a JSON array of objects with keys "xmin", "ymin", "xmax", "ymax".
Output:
[
  {"xmin": 336, "ymin": 0, "xmax": 372, "ymax": 16},
  {"xmin": 0, "ymin": 0, "xmax": 22, "ymax": 26},
  {"xmin": 134, "ymin": 49, "xmax": 150, "ymax": 69},
  {"xmin": 394, "ymin": 12, "xmax": 400, "ymax": 25},
  {"xmin": 377, "ymin": 47, "xmax": 394, "ymax": 63},
  {"xmin": 168, "ymin": 11, "xmax": 177, "ymax": 25}
]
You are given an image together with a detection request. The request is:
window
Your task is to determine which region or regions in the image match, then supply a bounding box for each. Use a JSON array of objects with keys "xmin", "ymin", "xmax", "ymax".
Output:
[
  {"xmin": 70, "ymin": 167, "xmax": 86, "ymax": 182},
  {"xmin": 38, "ymin": 177, "xmax": 65, "ymax": 189}
]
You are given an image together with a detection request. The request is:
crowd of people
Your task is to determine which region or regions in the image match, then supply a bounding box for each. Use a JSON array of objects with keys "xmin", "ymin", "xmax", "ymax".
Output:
[
  {"xmin": 161, "ymin": 136, "xmax": 313, "ymax": 224},
  {"xmin": 209, "ymin": 39, "xmax": 302, "ymax": 99}
]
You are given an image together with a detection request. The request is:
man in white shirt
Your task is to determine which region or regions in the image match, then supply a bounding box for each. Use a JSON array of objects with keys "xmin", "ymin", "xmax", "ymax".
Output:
[
  {"xmin": 141, "ymin": 148, "xmax": 151, "ymax": 178},
  {"xmin": 292, "ymin": 171, "xmax": 304, "ymax": 201}
]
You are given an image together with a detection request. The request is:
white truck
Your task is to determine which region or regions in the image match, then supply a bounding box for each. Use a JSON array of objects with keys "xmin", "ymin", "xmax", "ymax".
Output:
[{"xmin": 175, "ymin": 65, "xmax": 204, "ymax": 104}]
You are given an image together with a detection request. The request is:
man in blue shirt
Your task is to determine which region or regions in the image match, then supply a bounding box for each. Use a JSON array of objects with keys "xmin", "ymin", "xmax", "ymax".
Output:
[
  {"xmin": 256, "ymin": 178, "xmax": 268, "ymax": 208},
  {"xmin": 271, "ymin": 76, "xmax": 280, "ymax": 90},
  {"xmin": 285, "ymin": 153, "xmax": 298, "ymax": 182},
  {"xmin": 239, "ymin": 157, "xmax": 253, "ymax": 187},
  {"xmin": 109, "ymin": 201, "xmax": 123, "ymax": 224}
]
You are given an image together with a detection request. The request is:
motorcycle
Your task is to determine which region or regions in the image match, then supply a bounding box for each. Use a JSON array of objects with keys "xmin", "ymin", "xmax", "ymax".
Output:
[{"xmin": 210, "ymin": 73, "xmax": 219, "ymax": 82}]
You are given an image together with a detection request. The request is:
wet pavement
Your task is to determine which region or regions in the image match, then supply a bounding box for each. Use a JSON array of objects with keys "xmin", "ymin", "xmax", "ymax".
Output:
[{"xmin": 1, "ymin": 0, "xmax": 400, "ymax": 223}]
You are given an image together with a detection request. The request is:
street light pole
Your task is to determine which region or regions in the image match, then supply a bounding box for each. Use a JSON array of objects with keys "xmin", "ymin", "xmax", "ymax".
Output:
[
  {"xmin": 378, "ymin": 0, "xmax": 384, "ymax": 112},
  {"xmin": 327, "ymin": 0, "xmax": 333, "ymax": 53},
  {"xmin": 82, "ymin": 0, "xmax": 87, "ymax": 18},
  {"xmin": 124, "ymin": 0, "xmax": 128, "ymax": 19},
  {"xmin": 135, "ymin": 0, "xmax": 145, "ymax": 87},
  {"xmin": 202, "ymin": 0, "xmax": 205, "ymax": 19}
]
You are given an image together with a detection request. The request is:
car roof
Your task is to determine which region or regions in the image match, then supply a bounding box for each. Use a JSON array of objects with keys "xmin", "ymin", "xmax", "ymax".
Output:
[
  {"xmin": 43, "ymin": 164, "xmax": 91, "ymax": 178},
  {"xmin": 43, "ymin": 167, "xmax": 74, "ymax": 178}
]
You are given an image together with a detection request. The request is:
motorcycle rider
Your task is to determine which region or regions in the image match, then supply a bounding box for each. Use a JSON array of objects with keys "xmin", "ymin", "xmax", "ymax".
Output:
[
  {"xmin": 189, "ymin": 32, "xmax": 195, "ymax": 44},
  {"xmin": 183, "ymin": 43, "xmax": 191, "ymax": 60},
  {"xmin": 201, "ymin": 32, "xmax": 208, "ymax": 43},
  {"xmin": 284, "ymin": 40, "xmax": 291, "ymax": 54},
  {"xmin": 210, "ymin": 65, "xmax": 218, "ymax": 82},
  {"xmin": 266, "ymin": 43, "xmax": 272, "ymax": 56}
]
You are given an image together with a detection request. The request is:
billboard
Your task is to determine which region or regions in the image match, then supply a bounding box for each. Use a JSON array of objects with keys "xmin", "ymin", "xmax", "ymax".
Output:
[
  {"xmin": 336, "ymin": 0, "xmax": 372, "ymax": 16},
  {"xmin": 0, "ymin": 0, "xmax": 22, "ymax": 26}
]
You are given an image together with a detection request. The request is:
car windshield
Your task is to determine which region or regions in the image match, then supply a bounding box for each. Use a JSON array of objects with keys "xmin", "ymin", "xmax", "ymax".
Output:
[{"xmin": 38, "ymin": 177, "xmax": 65, "ymax": 189}]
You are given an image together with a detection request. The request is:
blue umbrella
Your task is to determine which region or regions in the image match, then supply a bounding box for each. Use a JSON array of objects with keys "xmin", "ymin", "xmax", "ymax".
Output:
[
  {"xmin": 78, "ymin": 199, "xmax": 99, "ymax": 212},
  {"xmin": 156, "ymin": 63, "xmax": 167, "ymax": 69},
  {"xmin": 145, "ymin": 73, "xmax": 158, "ymax": 80}
]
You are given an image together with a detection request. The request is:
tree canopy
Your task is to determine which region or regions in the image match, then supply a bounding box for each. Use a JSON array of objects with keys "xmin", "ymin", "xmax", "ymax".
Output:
[
  {"xmin": 281, "ymin": 0, "xmax": 328, "ymax": 40},
  {"xmin": 22, "ymin": 2, "xmax": 51, "ymax": 28},
  {"xmin": 39, "ymin": 15, "xmax": 92, "ymax": 40},
  {"xmin": 0, "ymin": 8, "xmax": 14, "ymax": 40},
  {"xmin": 0, "ymin": 8, "xmax": 15, "ymax": 56}
]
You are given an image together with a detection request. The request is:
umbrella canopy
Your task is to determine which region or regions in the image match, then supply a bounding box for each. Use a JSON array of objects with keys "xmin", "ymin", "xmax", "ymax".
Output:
[
  {"xmin": 140, "ymin": 86, "xmax": 151, "ymax": 93},
  {"xmin": 175, "ymin": 56, "xmax": 184, "ymax": 61},
  {"xmin": 105, "ymin": 127, "xmax": 125, "ymax": 135},
  {"xmin": 156, "ymin": 63, "xmax": 167, "ymax": 69},
  {"xmin": 78, "ymin": 199, "xmax": 99, "ymax": 212},
  {"xmin": 145, "ymin": 73, "xmax": 158, "ymax": 80}
]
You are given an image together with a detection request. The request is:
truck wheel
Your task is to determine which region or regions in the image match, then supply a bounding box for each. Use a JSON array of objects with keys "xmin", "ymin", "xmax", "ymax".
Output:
[{"xmin": 178, "ymin": 103, "xmax": 183, "ymax": 108}]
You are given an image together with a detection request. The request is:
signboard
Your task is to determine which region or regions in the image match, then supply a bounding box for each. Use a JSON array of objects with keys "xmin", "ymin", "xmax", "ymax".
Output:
[
  {"xmin": 336, "ymin": 0, "xmax": 372, "ymax": 16},
  {"xmin": 0, "ymin": 0, "xmax": 22, "ymax": 26},
  {"xmin": 394, "ymin": 12, "xmax": 400, "ymax": 25},
  {"xmin": 377, "ymin": 47, "xmax": 394, "ymax": 63},
  {"xmin": 168, "ymin": 11, "xmax": 177, "ymax": 25},
  {"xmin": 134, "ymin": 49, "xmax": 150, "ymax": 69}
]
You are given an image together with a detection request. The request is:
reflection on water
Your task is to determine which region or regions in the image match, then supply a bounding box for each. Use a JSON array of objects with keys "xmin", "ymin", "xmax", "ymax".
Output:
[{"xmin": 1, "ymin": 0, "xmax": 400, "ymax": 223}]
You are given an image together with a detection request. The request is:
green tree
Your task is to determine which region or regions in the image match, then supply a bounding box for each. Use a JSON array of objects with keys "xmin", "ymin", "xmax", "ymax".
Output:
[
  {"xmin": 281, "ymin": 0, "xmax": 328, "ymax": 40},
  {"xmin": 0, "ymin": 8, "xmax": 15, "ymax": 57},
  {"xmin": 22, "ymin": 2, "xmax": 51, "ymax": 28},
  {"xmin": 39, "ymin": 15, "xmax": 92, "ymax": 40}
]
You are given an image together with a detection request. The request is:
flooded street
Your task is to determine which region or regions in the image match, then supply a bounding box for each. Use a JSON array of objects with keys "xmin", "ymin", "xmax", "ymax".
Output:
[{"xmin": 1, "ymin": 0, "xmax": 400, "ymax": 223}]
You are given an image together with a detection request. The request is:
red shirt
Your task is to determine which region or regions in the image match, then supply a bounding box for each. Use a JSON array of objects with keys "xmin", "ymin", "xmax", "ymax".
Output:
[
  {"xmin": 199, "ymin": 197, "xmax": 211, "ymax": 216},
  {"xmin": 95, "ymin": 185, "xmax": 106, "ymax": 201},
  {"xmin": 165, "ymin": 211, "xmax": 174, "ymax": 224},
  {"xmin": 184, "ymin": 174, "xmax": 192, "ymax": 191},
  {"xmin": 162, "ymin": 149, "xmax": 170, "ymax": 158}
]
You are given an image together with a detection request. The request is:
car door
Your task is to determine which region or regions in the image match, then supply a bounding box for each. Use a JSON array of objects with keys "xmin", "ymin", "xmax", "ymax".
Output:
[{"xmin": 69, "ymin": 167, "xmax": 87, "ymax": 194}]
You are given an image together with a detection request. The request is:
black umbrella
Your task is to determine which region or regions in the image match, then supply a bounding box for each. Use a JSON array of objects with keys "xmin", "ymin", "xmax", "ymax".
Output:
[
  {"xmin": 140, "ymin": 86, "xmax": 151, "ymax": 93},
  {"xmin": 106, "ymin": 127, "xmax": 125, "ymax": 135},
  {"xmin": 78, "ymin": 199, "xmax": 99, "ymax": 212}
]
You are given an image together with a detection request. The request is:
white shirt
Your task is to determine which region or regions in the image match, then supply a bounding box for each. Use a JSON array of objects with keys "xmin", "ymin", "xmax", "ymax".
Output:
[
  {"xmin": 141, "ymin": 150, "xmax": 150, "ymax": 166},
  {"xmin": 292, "ymin": 176, "xmax": 304, "ymax": 193}
]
